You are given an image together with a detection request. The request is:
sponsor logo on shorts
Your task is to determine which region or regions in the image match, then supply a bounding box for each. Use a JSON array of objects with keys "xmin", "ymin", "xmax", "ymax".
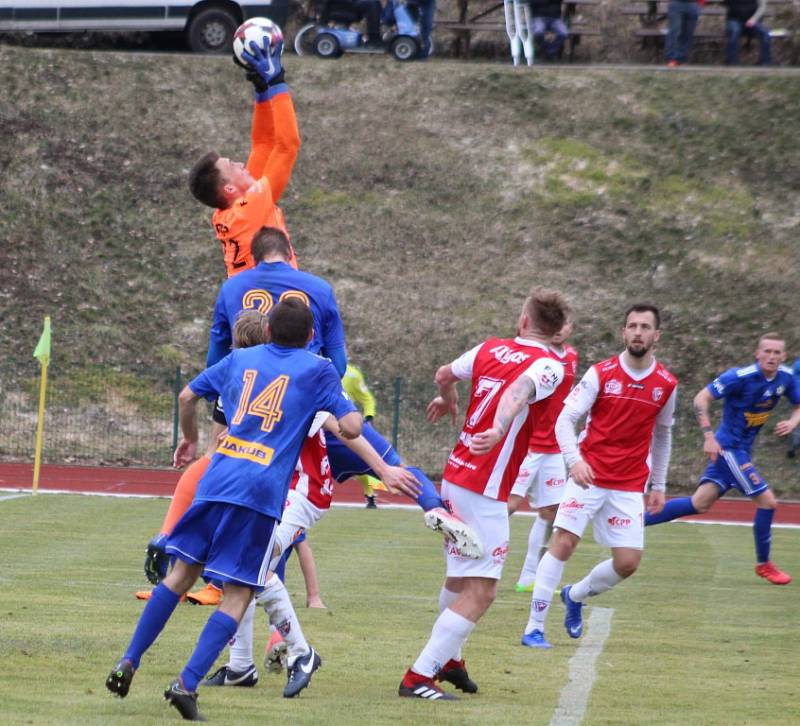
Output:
[
  {"xmin": 489, "ymin": 345, "xmax": 531, "ymax": 365},
  {"xmin": 532, "ymin": 599, "xmax": 549, "ymax": 612},
  {"xmin": 446, "ymin": 541, "xmax": 465, "ymax": 558},
  {"xmin": 604, "ymin": 379, "xmax": 622, "ymax": 395},
  {"xmin": 545, "ymin": 477, "xmax": 564, "ymax": 488},
  {"xmin": 560, "ymin": 497, "xmax": 585, "ymax": 513},
  {"xmin": 652, "ymin": 387, "xmax": 664, "ymax": 402},
  {"xmin": 492, "ymin": 542, "xmax": 509, "ymax": 565},
  {"xmin": 607, "ymin": 516, "xmax": 632, "ymax": 528}
]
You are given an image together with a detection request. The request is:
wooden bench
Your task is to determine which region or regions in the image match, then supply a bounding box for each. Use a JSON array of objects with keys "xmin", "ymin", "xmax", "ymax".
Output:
[
  {"xmin": 437, "ymin": 0, "xmax": 600, "ymax": 59},
  {"xmin": 623, "ymin": 0, "xmax": 792, "ymax": 51}
]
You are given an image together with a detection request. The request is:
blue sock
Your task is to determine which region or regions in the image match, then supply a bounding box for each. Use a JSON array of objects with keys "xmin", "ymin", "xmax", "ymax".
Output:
[
  {"xmin": 123, "ymin": 582, "xmax": 181, "ymax": 669},
  {"xmin": 180, "ymin": 610, "xmax": 239, "ymax": 692},
  {"xmin": 274, "ymin": 544, "xmax": 293, "ymax": 583},
  {"xmin": 644, "ymin": 497, "xmax": 698, "ymax": 526},
  {"xmin": 406, "ymin": 466, "xmax": 445, "ymax": 511},
  {"xmin": 754, "ymin": 508, "xmax": 774, "ymax": 564}
]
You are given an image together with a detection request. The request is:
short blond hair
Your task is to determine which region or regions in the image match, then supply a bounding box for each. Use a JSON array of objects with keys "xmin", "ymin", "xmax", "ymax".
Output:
[
  {"xmin": 523, "ymin": 288, "xmax": 569, "ymax": 337},
  {"xmin": 758, "ymin": 332, "xmax": 784, "ymax": 346},
  {"xmin": 233, "ymin": 310, "xmax": 269, "ymax": 349}
]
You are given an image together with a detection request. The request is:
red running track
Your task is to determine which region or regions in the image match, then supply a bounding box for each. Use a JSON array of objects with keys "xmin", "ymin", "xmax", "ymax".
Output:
[{"xmin": 1, "ymin": 462, "xmax": 800, "ymax": 524}]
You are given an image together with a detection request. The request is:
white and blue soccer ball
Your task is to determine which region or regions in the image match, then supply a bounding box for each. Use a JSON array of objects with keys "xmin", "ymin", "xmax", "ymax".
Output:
[{"xmin": 232, "ymin": 17, "xmax": 284, "ymax": 65}]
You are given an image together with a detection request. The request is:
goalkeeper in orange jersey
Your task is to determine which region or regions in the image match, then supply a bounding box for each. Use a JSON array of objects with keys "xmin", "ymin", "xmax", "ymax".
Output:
[{"xmin": 188, "ymin": 39, "xmax": 300, "ymax": 276}]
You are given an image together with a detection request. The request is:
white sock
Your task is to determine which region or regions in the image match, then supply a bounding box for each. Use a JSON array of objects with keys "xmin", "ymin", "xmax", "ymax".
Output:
[
  {"xmin": 412, "ymin": 608, "xmax": 475, "ymax": 678},
  {"xmin": 228, "ymin": 599, "xmax": 256, "ymax": 671},
  {"xmin": 256, "ymin": 573, "xmax": 309, "ymax": 664},
  {"xmin": 569, "ymin": 559, "xmax": 623, "ymax": 602},
  {"xmin": 518, "ymin": 517, "xmax": 552, "ymax": 586},
  {"xmin": 268, "ymin": 522, "xmax": 300, "ymax": 572},
  {"xmin": 438, "ymin": 587, "xmax": 462, "ymax": 660},
  {"xmin": 525, "ymin": 551, "xmax": 565, "ymax": 634}
]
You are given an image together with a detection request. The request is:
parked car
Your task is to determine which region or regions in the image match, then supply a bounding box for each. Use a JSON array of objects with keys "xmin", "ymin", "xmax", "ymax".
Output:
[{"xmin": 0, "ymin": 1, "xmax": 289, "ymax": 53}]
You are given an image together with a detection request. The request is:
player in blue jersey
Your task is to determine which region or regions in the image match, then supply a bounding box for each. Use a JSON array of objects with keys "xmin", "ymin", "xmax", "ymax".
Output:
[
  {"xmin": 201, "ymin": 226, "xmax": 481, "ymax": 556},
  {"xmin": 646, "ymin": 333, "xmax": 800, "ymax": 585},
  {"xmin": 106, "ymin": 299, "xmax": 361, "ymax": 721}
]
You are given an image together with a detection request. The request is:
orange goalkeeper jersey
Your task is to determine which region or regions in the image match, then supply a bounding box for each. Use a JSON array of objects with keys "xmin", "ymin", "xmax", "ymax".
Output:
[{"xmin": 212, "ymin": 86, "xmax": 300, "ymax": 276}]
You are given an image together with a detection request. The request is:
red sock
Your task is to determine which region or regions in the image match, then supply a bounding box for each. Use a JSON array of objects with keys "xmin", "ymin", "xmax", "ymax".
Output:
[{"xmin": 402, "ymin": 669, "xmax": 433, "ymax": 687}]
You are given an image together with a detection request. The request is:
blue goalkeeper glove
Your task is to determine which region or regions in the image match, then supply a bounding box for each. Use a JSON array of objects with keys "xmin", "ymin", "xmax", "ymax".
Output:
[
  {"xmin": 240, "ymin": 39, "xmax": 284, "ymax": 92},
  {"xmin": 143, "ymin": 533, "xmax": 170, "ymax": 585}
]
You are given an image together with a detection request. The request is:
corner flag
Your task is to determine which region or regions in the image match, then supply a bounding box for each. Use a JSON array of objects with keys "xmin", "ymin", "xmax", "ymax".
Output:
[
  {"xmin": 32, "ymin": 316, "xmax": 52, "ymax": 495},
  {"xmin": 34, "ymin": 316, "xmax": 52, "ymax": 365}
]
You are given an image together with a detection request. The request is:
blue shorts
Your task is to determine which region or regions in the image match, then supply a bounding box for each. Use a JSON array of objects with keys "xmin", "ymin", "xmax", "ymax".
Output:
[
  {"xmin": 699, "ymin": 448, "xmax": 768, "ymax": 498},
  {"xmin": 327, "ymin": 422, "xmax": 400, "ymax": 482},
  {"xmin": 166, "ymin": 500, "xmax": 277, "ymax": 589}
]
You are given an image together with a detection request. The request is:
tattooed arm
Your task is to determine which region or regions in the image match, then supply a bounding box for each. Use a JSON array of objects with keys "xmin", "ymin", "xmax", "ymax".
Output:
[
  {"xmin": 469, "ymin": 376, "xmax": 536, "ymax": 455},
  {"xmin": 693, "ymin": 387, "xmax": 721, "ymax": 463}
]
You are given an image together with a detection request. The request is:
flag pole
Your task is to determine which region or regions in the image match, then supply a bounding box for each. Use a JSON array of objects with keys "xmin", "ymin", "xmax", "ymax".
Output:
[
  {"xmin": 32, "ymin": 357, "xmax": 49, "ymax": 495},
  {"xmin": 32, "ymin": 316, "xmax": 52, "ymax": 495}
]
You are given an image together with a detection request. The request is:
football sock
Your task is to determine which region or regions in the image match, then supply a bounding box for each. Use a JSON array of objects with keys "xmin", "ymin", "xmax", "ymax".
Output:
[
  {"xmin": 228, "ymin": 599, "xmax": 256, "ymax": 671},
  {"xmin": 123, "ymin": 583, "xmax": 181, "ymax": 669},
  {"xmin": 257, "ymin": 574, "xmax": 309, "ymax": 664},
  {"xmin": 406, "ymin": 466, "xmax": 445, "ymax": 511},
  {"xmin": 160, "ymin": 455, "xmax": 210, "ymax": 535},
  {"xmin": 359, "ymin": 475, "xmax": 375, "ymax": 497},
  {"xmin": 438, "ymin": 587, "xmax": 462, "ymax": 659},
  {"xmin": 644, "ymin": 496, "xmax": 697, "ymax": 526},
  {"xmin": 754, "ymin": 507, "xmax": 774, "ymax": 563},
  {"xmin": 569, "ymin": 559, "xmax": 624, "ymax": 602},
  {"xmin": 180, "ymin": 610, "xmax": 239, "ymax": 693},
  {"xmin": 518, "ymin": 516, "xmax": 551, "ymax": 586},
  {"xmin": 525, "ymin": 552, "xmax": 565, "ymax": 634},
  {"xmin": 412, "ymin": 608, "xmax": 475, "ymax": 678}
]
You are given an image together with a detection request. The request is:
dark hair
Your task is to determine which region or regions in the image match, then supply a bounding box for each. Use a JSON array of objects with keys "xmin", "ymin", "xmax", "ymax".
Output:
[
  {"xmin": 523, "ymin": 288, "xmax": 568, "ymax": 337},
  {"xmin": 252, "ymin": 226, "xmax": 292, "ymax": 263},
  {"xmin": 624, "ymin": 303, "xmax": 661, "ymax": 329},
  {"xmin": 233, "ymin": 310, "xmax": 269, "ymax": 348},
  {"xmin": 188, "ymin": 151, "xmax": 225, "ymax": 209},
  {"xmin": 268, "ymin": 298, "xmax": 313, "ymax": 348}
]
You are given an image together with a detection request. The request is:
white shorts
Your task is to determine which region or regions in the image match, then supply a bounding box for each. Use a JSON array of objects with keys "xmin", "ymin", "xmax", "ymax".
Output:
[
  {"xmin": 509, "ymin": 451, "xmax": 566, "ymax": 509},
  {"xmin": 269, "ymin": 490, "xmax": 326, "ymax": 571},
  {"xmin": 441, "ymin": 479, "xmax": 509, "ymax": 580},
  {"xmin": 553, "ymin": 479, "xmax": 644, "ymax": 550}
]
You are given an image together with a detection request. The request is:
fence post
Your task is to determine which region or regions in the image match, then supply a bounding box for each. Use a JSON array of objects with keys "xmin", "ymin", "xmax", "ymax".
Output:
[
  {"xmin": 391, "ymin": 376, "xmax": 402, "ymax": 450},
  {"xmin": 172, "ymin": 366, "xmax": 181, "ymax": 452}
]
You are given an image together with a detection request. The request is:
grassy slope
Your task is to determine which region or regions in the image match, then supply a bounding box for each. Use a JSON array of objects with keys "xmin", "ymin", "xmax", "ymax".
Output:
[
  {"xmin": 0, "ymin": 495, "xmax": 798, "ymax": 724},
  {"xmin": 1, "ymin": 49, "xmax": 800, "ymax": 490}
]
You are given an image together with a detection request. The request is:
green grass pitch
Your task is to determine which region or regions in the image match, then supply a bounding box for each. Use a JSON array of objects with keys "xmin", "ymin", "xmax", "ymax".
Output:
[{"xmin": 0, "ymin": 494, "xmax": 798, "ymax": 725}]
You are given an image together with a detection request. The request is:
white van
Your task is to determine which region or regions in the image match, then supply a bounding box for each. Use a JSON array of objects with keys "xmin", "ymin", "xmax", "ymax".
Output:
[{"xmin": 0, "ymin": 1, "xmax": 289, "ymax": 53}]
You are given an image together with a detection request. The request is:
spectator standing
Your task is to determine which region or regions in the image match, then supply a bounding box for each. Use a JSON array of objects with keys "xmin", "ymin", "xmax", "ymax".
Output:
[
  {"xmin": 530, "ymin": 0, "xmax": 569, "ymax": 60},
  {"xmin": 665, "ymin": 0, "xmax": 700, "ymax": 67},
  {"xmin": 724, "ymin": 0, "xmax": 772, "ymax": 65}
]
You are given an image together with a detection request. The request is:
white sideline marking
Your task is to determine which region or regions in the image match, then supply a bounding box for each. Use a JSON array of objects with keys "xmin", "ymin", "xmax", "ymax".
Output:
[
  {"xmin": 0, "ymin": 493, "xmax": 30, "ymax": 502},
  {"xmin": 550, "ymin": 607, "xmax": 614, "ymax": 726},
  {"xmin": 1, "ymin": 488, "xmax": 799, "ymax": 529}
]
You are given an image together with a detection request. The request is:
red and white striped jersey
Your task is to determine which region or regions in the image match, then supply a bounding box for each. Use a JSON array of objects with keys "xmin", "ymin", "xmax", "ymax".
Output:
[
  {"xmin": 528, "ymin": 344, "xmax": 579, "ymax": 454},
  {"xmin": 442, "ymin": 337, "xmax": 564, "ymax": 502},
  {"xmin": 565, "ymin": 355, "xmax": 677, "ymax": 492},
  {"xmin": 290, "ymin": 419, "xmax": 333, "ymax": 510}
]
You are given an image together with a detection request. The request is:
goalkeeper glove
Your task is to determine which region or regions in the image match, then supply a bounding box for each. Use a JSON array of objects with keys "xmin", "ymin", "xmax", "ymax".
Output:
[
  {"xmin": 239, "ymin": 40, "xmax": 285, "ymax": 93},
  {"xmin": 143, "ymin": 533, "xmax": 170, "ymax": 585}
]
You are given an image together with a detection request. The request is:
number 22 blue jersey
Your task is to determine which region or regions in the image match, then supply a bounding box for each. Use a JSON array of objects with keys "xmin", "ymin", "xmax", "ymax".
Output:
[
  {"xmin": 208, "ymin": 261, "xmax": 347, "ymax": 367},
  {"xmin": 189, "ymin": 343, "xmax": 356, "ymax": 519},
  {"xmin": 707, "ymin": 363, "xmax": 800, "ymax": 452}
]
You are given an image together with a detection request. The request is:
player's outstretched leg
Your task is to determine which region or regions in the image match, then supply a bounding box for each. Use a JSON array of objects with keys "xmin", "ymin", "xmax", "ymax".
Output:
[{"xmin": 644, "ymin": 496, "xmax": 698, "ymax": 525}]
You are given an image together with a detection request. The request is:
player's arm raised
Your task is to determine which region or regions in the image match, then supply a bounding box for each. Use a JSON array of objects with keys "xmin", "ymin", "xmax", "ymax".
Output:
[{"xmin": 693, "ymin": 387, "xmax": 721, "ymax": 463}]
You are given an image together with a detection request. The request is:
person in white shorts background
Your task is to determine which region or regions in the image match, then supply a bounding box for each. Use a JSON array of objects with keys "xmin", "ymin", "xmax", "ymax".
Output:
[
  {"xmin": 399, "ymin": 288, "xmax": 569, "ymax": 701},
  {"xmin": 521, "ymin": 303, "xmax": 677, "ymax": 650},
  {"xmin": 507, "ymin": 316, "xmax": 578, "ymax": 592}
]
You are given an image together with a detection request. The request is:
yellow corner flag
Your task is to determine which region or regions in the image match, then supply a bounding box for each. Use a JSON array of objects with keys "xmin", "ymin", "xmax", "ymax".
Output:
[{"xmin": 32, "ymin": 316, "xmax": 52, "ymax": 495}]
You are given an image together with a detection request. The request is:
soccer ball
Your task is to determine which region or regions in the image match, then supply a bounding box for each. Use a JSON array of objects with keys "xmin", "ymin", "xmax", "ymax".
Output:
[{"xmin": 232, "ymin": 17, "xmax": 283, "ymax": 65}]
